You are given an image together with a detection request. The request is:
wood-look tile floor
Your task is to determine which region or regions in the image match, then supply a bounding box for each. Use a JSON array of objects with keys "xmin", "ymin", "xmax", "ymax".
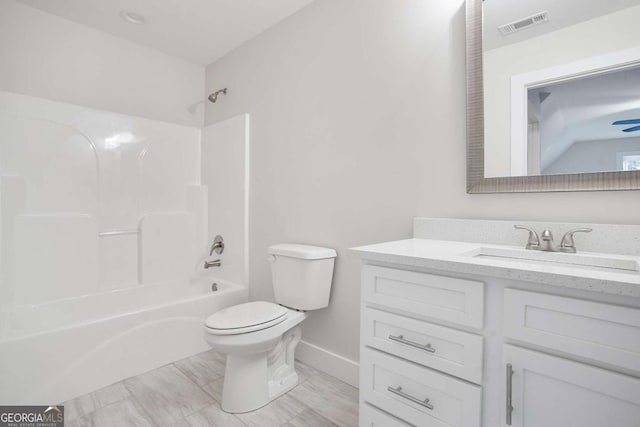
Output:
[{"xmin": 62, "ymin": 350, "xmax": 359, "ymax": 427}]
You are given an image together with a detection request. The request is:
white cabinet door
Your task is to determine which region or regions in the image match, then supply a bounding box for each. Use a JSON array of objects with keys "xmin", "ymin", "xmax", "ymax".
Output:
[{"xmin": 503, "ymin": 345, "xmax": 640, "ymax": 427}]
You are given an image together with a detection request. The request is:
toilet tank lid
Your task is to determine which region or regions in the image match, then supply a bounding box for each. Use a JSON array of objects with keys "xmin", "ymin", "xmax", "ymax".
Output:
[{"xmin": 268, "ymin": 244, "xmax": 337, "ymax": 260}]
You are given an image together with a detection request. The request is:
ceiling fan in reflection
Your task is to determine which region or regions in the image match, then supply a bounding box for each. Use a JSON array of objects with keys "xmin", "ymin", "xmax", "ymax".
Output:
[{"xmin": 612, "ymin": 119, "xmax": 640, "ymax": 133}]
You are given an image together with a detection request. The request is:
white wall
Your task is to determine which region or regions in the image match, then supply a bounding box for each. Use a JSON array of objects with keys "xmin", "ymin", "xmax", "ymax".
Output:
[
  {"xmin": 0, "ymin": 1, "xmax": 204, "ymax": 127},
  {"xmin": 483, "ymin": 4, "xmax": 640, "ymax": 177},
  {"xmin": 204, "ymin": 0, "xmax": 640, "ymax": 374}
]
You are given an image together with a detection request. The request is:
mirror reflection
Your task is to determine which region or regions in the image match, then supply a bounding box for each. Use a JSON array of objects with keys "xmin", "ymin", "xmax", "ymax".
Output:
[
  {"xmin": 482, "ymin": 0, "xmax": 640, "ymax": 178},
  {"xmin": 528, "ymin": 67, "xmax": 640, "ymax": 175}
]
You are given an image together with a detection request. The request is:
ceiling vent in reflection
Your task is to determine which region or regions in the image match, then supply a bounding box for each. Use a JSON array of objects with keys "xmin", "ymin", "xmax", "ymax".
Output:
[{"xmin": 499, "ymin": 11, "xmax": 550, "ymax": 36}]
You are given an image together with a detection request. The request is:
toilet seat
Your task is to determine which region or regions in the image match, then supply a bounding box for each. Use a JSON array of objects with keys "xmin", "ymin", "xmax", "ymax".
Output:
[{"xmin": 205, "ymin": 301, "xmax": 288, "ymax": 335}]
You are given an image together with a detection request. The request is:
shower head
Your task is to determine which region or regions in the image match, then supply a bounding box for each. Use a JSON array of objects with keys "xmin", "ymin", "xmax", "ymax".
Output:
[{"xmin": 208, "ymin": 88, "xmax": 227, "ymax": 103}]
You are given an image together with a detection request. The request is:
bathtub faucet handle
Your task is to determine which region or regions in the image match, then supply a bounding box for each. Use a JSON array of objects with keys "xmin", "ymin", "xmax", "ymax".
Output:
[{"xmin": 209, "ymin": 235, "xmax": 225, "ymax": 256}]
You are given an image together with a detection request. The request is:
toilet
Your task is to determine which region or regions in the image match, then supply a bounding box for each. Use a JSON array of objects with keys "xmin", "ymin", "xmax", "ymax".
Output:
[{"xmin": 203, "ymin": 243, "xmax": 337, "ymax": 414}]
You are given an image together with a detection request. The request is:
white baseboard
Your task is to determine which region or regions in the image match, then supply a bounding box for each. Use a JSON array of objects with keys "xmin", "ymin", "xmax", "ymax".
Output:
[{"xmin": 296, "ymin": 340, "xmax": 359, "ymax": 388}]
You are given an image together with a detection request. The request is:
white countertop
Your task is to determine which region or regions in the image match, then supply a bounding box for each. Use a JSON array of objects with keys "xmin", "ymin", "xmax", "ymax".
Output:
[{"xmin": 350, "ymin": 238, "xmax": 640, "ymax": 297}]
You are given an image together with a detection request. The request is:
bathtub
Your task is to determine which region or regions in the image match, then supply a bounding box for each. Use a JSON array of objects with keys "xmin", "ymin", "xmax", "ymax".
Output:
[{"xmin": 0, "ymin": 277, "xmax": 247, "ymax": 404}]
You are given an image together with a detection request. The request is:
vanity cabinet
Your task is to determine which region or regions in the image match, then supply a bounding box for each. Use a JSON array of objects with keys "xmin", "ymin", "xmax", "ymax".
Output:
[
  {"xmin": 360, "ymin": 265, "xmax": 484, "ymax": 427},
  {"xmin": 503, "ymin": 344, "xmax": 640, "ymax": 427},
  {"xmin": 357, "ymin": 263, "xmax": 640, "ymax": 427},
  {"xmin": 501, "ymin": 289, "xmax": 640, "ymax": 427}
]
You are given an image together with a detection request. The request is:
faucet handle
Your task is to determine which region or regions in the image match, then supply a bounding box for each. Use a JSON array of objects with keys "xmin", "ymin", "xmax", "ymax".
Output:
[
  {"xmin": 514, "ymin": 225, "xmax": 540, "ymax": 250},
  {"xmin": 559, "ymin": 228, "xmax": 592, "ymax": 253},
  {"xmin": 209, "ymin": 235, "xmax": 225, "ymax": 256}
]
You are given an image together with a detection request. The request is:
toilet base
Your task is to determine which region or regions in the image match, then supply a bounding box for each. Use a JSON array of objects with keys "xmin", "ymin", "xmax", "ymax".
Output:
[{"xmin": 220, "ymin": 326, "xmax": 302, "ymax": 413}]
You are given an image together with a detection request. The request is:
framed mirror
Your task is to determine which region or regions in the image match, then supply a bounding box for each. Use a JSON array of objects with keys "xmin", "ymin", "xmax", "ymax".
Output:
[{"xmin": 466, "ymin": 0, "xmax": 640, "ymax": 193}]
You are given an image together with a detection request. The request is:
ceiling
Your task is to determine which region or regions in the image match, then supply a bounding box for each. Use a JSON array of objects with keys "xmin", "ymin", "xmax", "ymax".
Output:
[
  {"xmin": 17, "ymin": 0, "xmax": 314, "ymax": 65},
  {"xmin": 484, "ymin": 0, "xmax": 640, "ymax": 50}
]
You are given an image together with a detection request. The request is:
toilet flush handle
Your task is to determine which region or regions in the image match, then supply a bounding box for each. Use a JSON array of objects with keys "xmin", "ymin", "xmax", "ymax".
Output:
[{"xmin": 267, "ymin": 255, "xmax": 277, "ymax": 263}]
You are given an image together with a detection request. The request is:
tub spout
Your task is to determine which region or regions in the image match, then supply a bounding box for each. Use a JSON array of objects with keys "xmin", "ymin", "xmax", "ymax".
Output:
[{"xmin": 204, "ymin": 259, "xmax": 221, "ymax": 269}]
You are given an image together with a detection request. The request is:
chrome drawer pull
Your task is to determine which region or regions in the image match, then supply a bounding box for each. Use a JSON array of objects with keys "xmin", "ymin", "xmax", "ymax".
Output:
[
  {"xmin": 506, "ymin": 363, "xmax": 514, "ymax": 425},
  {"xmin": 388, "ymin": 334, "xmax": 436, "ymax": 353},
  {"xmin": 387, "ymin": 386, "xmax": 434, "ymax": 410}
]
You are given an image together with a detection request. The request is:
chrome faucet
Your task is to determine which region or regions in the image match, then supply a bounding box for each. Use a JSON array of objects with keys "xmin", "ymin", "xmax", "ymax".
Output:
[
  {"xmin": 204, "ymin": 235, "xmax": 225, "ymax": 268},
  {"xmin": 540, "ymin": 229, "xmax": 555, "ymax": 252},
  {"xmin": 514, "ymin": 225, "xmax": 592, "ymax": 253}
]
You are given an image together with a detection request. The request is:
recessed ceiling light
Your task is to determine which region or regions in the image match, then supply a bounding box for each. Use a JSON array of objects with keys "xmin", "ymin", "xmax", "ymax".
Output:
[{"xmin": 120, "ymin": 10, "xmax": 145, "ymax": 25}]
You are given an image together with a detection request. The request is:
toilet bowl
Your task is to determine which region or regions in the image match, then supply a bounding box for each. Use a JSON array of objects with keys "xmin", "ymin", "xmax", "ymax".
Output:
[
  {"xmin": 203, "ymin": 244, "xmax": 336, "ymax": 414},
  {"xmin": 204, "ymin": 302, "xmax": 307, "ymax": 413}
]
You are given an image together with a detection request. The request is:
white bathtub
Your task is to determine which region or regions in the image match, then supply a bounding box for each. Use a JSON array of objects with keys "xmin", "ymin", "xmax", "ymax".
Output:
[{"xmin": 0, "ymin": 277, "xmax": 247, "ymax": 404}]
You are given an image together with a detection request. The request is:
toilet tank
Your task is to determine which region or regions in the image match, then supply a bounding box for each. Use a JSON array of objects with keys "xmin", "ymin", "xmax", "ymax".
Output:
[{"xmin": 268, "ymin": 244, "xmax": 337, "ymax": 311}]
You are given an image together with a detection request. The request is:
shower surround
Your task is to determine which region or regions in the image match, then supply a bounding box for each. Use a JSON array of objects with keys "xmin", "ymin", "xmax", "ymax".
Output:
[{"xmin": 0, "ymin": 91, "xmax": 248, "ymax": 404}]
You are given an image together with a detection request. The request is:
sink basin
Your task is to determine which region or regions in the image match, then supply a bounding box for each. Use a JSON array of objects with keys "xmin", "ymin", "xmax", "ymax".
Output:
[{"xmin": 462, "ymin": 246, "xmax": 640, "ymax": 273}]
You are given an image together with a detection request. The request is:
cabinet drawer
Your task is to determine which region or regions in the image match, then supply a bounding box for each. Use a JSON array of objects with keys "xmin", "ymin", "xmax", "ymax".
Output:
[
  {"xmin": 360, "ymin": 403, "xmax": 411, "ymax": 427},
  {"xmin": 361, "ymin": 348, "xmax": 482, "ymax": 427},
  {"xmin": 503, "ymin": 344, "xmax": 640, "ymax": 427},
  {"xmin": 504, "ymin": 288, "xmax": 640, "ymax": 372},
  {"xmin": 362, "ymin": 307, "xmax": 483, "ymax": 384},
  {"xmin": 362, "ymin": 265, "xmax": 484, "ymax": 328}
]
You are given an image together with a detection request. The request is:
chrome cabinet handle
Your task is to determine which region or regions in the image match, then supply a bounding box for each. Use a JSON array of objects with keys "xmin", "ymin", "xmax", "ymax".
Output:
[
  {"xmin": 387, "ymin": 386, "xmax": 434, "ymax": 410},
  {"xmin": 388, "ymin": 334, "xmax": 436, "ymax": 353},
  {"xmin": 506, "ymin": 363, "xmax": 514, "ymax": 426}
]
